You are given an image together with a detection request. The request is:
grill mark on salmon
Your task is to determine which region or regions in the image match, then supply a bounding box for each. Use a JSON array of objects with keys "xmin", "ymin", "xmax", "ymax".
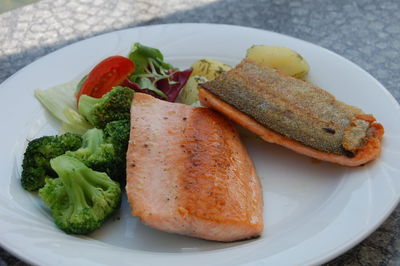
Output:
[
  {"xmin": 126, "ymin": 93, "xmax": 263, "ymax": 241},
  {"xmin": 200, "ymin": 59, "xmax": 382, "ymax": 156}
]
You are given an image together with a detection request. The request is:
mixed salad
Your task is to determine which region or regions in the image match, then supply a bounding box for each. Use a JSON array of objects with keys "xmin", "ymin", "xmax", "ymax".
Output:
[{"xmin": 22, "ymin": 43, "xmax": 195, "ymax": 234}]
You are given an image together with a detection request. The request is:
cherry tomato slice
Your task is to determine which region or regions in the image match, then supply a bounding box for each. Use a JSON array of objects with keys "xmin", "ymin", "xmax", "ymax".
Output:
[{"xmin": 76, "ymin": 56, "xmax": 135, "ymax": 100}]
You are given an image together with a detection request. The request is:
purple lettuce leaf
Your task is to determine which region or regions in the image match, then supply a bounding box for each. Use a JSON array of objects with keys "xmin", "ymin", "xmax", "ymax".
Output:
[{"xmin": 121, "ymin": 68, "xmax": 192, "ymax": 102}]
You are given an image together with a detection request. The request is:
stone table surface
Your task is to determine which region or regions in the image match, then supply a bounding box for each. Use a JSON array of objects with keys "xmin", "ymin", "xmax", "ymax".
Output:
[{"xmin": 0, "ymin": 0, "xmax": 399, "ymax": 265}]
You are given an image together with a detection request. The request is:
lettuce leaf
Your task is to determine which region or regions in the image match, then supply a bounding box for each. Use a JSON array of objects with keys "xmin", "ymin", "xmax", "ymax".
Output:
[
  {"xmin": 34, "ymin": 80, "xmax": 92, "ymax": 135},
  {"xmin": 129, "ymin": 42, "xmax": 174, "ymax": 78},
  {"xmin": 156, "ymin": 68, "xmax": 192, "ymax": 102},
  {"xmin": 127, "ymin": 43, "xmax": 191, "ymax": 102}
]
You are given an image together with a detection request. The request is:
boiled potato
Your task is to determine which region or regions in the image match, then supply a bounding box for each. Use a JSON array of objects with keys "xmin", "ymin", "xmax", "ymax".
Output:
[
  {"xmin": 176, "ymin": 75, "xmax": 208, "ymax": 105},
  {"xmin": 246, "ymin": 45, "xmax": 309, "ymax": 79},
  {"xmin": 190, "ymin": 59, "xmax": 232, "ymax": 81},
  {"xmin": 177, "ymin": 59, "xmax": 230, "ymax": 105}
]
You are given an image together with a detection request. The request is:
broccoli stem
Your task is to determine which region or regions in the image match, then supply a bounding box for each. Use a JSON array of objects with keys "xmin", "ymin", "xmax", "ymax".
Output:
[
  {"xmin": 51, "ymin": 156, "xmax": 91, "ymax": 208},
  {"xmin": 51, "ymin": 155, "xmax": 109, "ymax": 208},
  {"xmin": 78, "ymin": 95, "xmax": 100, "ymax": 125},
  {"xmin": 84, "ymin": 172, "xmax": 115, "ymax": 190},
  {"xmin": 81, "ymin": 128, "xmax": 104, "ymax": 154}
]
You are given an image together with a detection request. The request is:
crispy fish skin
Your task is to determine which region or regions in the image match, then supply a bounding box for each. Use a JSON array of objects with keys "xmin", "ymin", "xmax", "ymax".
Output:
[
  {"xmin": 198, "ymin": 88, "xmax": 384, "ymax": 166},
  {"xmin": 200, "ymin": 59, "xmax": 378, "ymax": 156}
]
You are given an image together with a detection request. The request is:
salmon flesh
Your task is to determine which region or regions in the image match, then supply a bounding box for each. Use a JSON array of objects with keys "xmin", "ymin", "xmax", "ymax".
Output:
[
  {"xmin": 200, "ymin": 59, "xmax": 377, "ymax": 156},
  {"xmin": 126, "ymin": 93, "xmax": 263, "ymax": 242}
]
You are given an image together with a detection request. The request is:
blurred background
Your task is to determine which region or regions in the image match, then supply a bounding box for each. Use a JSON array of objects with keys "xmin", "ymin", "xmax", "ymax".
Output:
[{"xmin": 0, "ymin": 0, "xmax": 39, "ymax": 13}]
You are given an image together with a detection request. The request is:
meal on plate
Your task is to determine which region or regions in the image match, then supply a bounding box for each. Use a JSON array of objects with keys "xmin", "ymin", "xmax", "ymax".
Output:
[{"xmin": 19, "ymin": 42, "xmax": 384, "ymax": 239}]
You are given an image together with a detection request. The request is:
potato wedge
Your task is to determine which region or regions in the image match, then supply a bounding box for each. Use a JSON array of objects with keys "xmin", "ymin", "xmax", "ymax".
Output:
[
  {"xmin": 246, "ymin": 45, "xmax": 309, "ymax": 78},
  {"xmin": 191, "ymin": 59, "xmax": 232, "ymax": 81}
]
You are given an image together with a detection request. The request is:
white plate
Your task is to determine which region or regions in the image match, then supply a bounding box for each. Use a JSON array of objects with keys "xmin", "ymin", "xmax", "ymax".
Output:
[{"xmin": 1, "ymin": 23, "xmax": 400, "ymax": 266}]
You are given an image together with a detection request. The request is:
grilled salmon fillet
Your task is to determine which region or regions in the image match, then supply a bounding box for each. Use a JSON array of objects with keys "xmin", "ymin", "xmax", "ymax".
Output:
[
  {"xmin": 199, "ymin": 59, "xmax": 384, "ymax": 166},
  {"xmin": 126, "ymin": 93, "xmax": 263, "ymax": 242}
]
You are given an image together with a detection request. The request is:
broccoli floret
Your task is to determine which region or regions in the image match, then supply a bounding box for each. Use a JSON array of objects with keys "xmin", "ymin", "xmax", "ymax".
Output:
[
  {"xmin": 78, "ymin": 86, "xmax": 134, "ymax": 128},
  {"xmin": 66, "ymin": 128, "xmax": 122, "ymax": 183},
  {"xmin": 104, "ymin": 120, "xmax": 130, "ymax": 159},
  {"xmin": 104, "ymin": 120, "xmax": 130, "ymax": 185},
  {"xmin": 39, "ymin": 155, "xmax": 121, "ymax": 234},
  {"xmin": 21, "ymin": 133, "xmax": 82, "ymax": 191}
]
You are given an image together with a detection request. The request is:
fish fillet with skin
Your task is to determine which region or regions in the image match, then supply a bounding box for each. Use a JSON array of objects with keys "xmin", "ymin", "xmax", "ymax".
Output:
[
  {"xmin": 199, "ymin": 59, "xmax": 384, "ymax": 166},
  {"xmin": 126, "ymin": 93, "xmax": 263, "ymax": 242}
]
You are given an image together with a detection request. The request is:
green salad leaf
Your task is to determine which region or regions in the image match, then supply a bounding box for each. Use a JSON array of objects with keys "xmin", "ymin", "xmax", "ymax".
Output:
[
  {"xmin": 128, "ymin": 42, "xmax": 177, "ymax": 98},
  {"xmin": 35, "ymin": 80, "xmax": 92, "ymax": 135},
  {"xmin": 129, "ymin": 42, "xmax": 174, "ymax": 77}
]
